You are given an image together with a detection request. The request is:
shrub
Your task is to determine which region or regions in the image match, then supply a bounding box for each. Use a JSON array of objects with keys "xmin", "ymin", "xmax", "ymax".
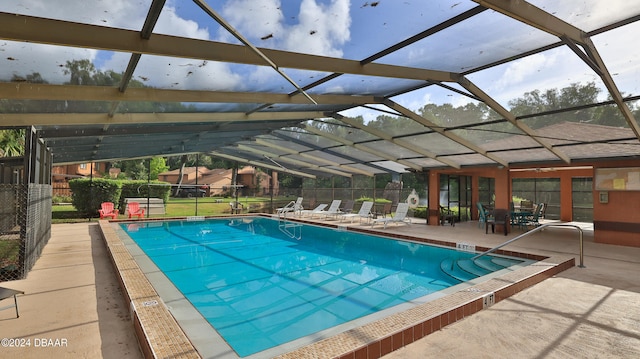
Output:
[
  {"xmin": 119, "ymin": 180, "xmax": 171, "ymax": 209},
  {"xmin": 52, "ymin": 194, "xmax": 73, "ymax": 204},
  {"xmin": 412, "ymin": 206, "xmax": 428, "ymax": 219},
  {"xmin": 356, "ymin": 196, "xmax": 391, "ymax": 203},
  {"xmin": 69, "ymin": 178, "xmax": 122, "ymax": 215}
]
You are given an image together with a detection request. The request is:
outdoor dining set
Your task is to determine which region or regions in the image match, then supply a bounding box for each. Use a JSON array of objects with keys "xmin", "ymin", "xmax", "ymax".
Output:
[{"xmin": 478, "ymin": 200, "xmax": 546, "ymax": 235}]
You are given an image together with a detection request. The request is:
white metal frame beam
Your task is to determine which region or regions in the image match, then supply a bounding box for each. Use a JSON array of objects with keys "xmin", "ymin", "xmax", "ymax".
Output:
[
  {"xmin": 0, "ymin": 83, "xmax": 378, "ymax": 107},
  {"xmin": 234, "ymin": 143, "xmax": 352, "ymax": 178},
  {"xmin": 381, "ymin": 99, "xmax": 510, "ymax": 167},
  {"xmin": 254, "ymin": 138, "xmax": 375, "ymax": 177},
  {"xmin": 334, "ymin": 114, "xmax": 462, "ymax": 169},
  {"xmin": 301, "ymin": 123, "xmax": 423, "ymax": 171},
  {"xmin": 0, "ymin": 112, "xmax": 323, "ymax": 126},
  {"xmin": 476, "ymin": 0, "xmax": 640, "ymax": 140},
  {"xmin": 209, "ymin": 151, "xmax": 316, "ymax": 179},
  {"xmin": 456, "ymin": 76, "xmax": 572, "ymax": 164},
  {"xmin": 0, "ymin": 12, "xmax": 458, "ymax": 83}
]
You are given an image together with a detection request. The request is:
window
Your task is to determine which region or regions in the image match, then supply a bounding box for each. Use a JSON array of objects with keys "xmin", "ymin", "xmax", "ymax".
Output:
[
  {"xmin": 512, "ymin": 178, "xmax": 560, "ymax": 220},
  {"xmin": 478, "ymin": 177, "xmax": 495, "ymax": 207},
  {"xmin": 572, "ymin": 177, "xmax": 593, "ymax": 222}
]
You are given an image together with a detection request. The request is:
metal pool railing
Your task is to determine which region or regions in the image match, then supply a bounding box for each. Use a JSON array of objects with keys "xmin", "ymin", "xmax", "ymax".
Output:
[{"xmin": 471, "ymin": 223, "xmax": 585, "ymax": 268}]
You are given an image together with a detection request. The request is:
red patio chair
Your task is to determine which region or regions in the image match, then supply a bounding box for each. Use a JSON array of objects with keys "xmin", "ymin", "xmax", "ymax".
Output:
[
  {"xmin": 127, "ymin": 202, "xmax": 145, "ymax": 219},
  {"xmin": 99, "ymin": 202, "xmax": 119, "ymax": 219}
]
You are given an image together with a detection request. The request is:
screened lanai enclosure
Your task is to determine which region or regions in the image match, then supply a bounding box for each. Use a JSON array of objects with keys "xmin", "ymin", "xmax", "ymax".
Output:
[
  {"xmin": 1, "ymin": 0, "xmax": 639, "ymax": 173},
  {"xmin": 2, "ymin": 1, "xmax": 640, "ymax": 278}
]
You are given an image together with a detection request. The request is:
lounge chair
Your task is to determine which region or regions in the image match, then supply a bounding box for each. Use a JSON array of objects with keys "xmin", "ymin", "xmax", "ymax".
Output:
[
  {"xmin": 340, "ymin": 200, "xmax": 355, "ymax": 214},
  {"xmin": 300, "ymin": 204, "xmax": 327, "ymax": 218},
  {"xmin": 0, "ymin": 286, "xmax": 25, "ymax": 318},
  {"xmin": 371, "ymin": 203, "xmax": 411, "ymax": 229},
  {"xmin": 340, "ymin": 201, "xmax": 374, "ymax": 223},
  {"xmin": 276, "ymin": 197, "xmax": 303, "ymax": 217},
  {"xmin": 321, "ymin": 200, "xmax": 343, "ymax": 219},
  {"xmin": 374, "ymin": 202, "xmax": 393, "ymax": 218},
  {"xmin": 126, "ymin": 202, "xmax": 145, "ymax": 219},
  {"xmin": 98, "ymin": 202, "xmax": 118, "ymax": 219}
]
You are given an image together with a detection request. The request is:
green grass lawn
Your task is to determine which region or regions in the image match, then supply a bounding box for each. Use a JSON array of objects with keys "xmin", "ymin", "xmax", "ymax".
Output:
[
  {"xmin": 52, "ymin": 196, "xmax": 291, "ymax": 223},
  {"xmin": 0, "ymin": 238, "xmax": 20, "ymax": 277}
]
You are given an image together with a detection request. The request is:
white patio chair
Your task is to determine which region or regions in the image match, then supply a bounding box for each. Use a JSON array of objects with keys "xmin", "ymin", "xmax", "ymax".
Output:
[
  {"xmin": 300, "ymin": 204, "xmax": 328, "ymax": 218},
  {"xmin": 276, "ymin": 197, "xmax": 303, "ymax": 217},
  {"xmin": 340, "ymin": 201, "xmax": 374, "ymax": 223},
  {"xmin": 321, "ymin": 200, "xmax": 343, "ymax": 219},
  {"xmin": 371, "ymin": 203, "xmax": 412, "ymax": 229}
]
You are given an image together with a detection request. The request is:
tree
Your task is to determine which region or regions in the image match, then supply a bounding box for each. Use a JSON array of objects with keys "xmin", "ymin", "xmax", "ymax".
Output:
[
  {"xmin": 112, "ymin": 159, "xmax": 147, "ymax": 180},
  {"xmin": 149, "ymin": 157, "xmax": 169, "ymax": 180},
  {"xmin": 63, "ymin": 59, "xmax": 97, "ymax": 86},
  {"xmin": 279, "ymin": 172, "xmax": 302, "ymax": 189},
  {"xmin": 165, "ymin": 154, "xmax": 233, "ymax": 170},
  {"xmin": 508, "ymin": 82, "xmax": 602, "ymax": 128}
]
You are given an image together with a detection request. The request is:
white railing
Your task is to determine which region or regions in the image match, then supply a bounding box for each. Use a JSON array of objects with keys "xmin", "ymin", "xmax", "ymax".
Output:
[{"xmin": 471, "ymin": 223, "xmax": 585, "ymax": 268}]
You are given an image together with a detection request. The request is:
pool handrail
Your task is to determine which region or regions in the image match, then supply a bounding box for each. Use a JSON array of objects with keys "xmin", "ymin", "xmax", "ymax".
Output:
[{"xmin": 471, "ymin": 223, "xmax": 585, "ymax": 268}]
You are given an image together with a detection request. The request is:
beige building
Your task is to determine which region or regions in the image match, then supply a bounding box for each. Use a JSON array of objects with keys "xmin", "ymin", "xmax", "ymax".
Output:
[{"xmin": 158, "ymin": 166, "xmax": 277, "ymax": 196}]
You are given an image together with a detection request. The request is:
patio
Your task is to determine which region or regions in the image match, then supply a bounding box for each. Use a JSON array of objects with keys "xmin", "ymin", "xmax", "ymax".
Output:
[{"xmin": 1, "ymin": 218, "xmax": 638, "ymax": 358}]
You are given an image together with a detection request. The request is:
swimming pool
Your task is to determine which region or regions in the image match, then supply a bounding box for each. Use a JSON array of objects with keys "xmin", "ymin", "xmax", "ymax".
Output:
[{"xmin": 120, "ymin": 217, "xmax": 526, "ymax": 357}]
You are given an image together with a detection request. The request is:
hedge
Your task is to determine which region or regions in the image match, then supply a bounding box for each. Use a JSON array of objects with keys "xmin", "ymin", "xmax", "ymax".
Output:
[
  {"xmin": 412, "ymin": 206, "xmax": 428, "ymax": 219},
  {"xmin": 69, "ymin": 178, "xmax": 122, "ymax": 215},
  {"xmin": 69, "ymin": 178, "xmax": 171, "ymax": 216},
  {"xmin": 119, "ymin": 180, "xmax": 171, "ymax": 210}
]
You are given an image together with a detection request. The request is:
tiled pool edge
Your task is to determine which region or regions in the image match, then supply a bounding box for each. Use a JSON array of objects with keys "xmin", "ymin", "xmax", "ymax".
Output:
[
  {"xmin": 99, "ymin": 217, "xmax": 574, "ymax": 359},
  {"xmin": 99, "ymin": 220, "xmax": 200, "ymax": 359},
  {"xmin": 277, "ymin": 256, "xmax": 573, "ymax": 359},
  {"xmin": 275, "ymin": 217, "xmax": 574, "ymax": 359}
]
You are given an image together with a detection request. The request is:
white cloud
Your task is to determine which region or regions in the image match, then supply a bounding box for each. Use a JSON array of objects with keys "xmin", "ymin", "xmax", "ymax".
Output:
[
  {"xmin": 0, "ymin": 0, "xmax": 350, "ymax": 91},
  {"xmin": 4, "ymin": 0, "xmax": 149, "ymax": 30},
  {"xmin": 99, "ymin": 4, "xmax": 243, "ymax": 91},
  {"xmin": 156, "ymin": 5, "xmax": 210, "ymax": 40},
  {"xmin": 340, "ymin": 106, "xmax": 378, "ymax": 124},
  {"xmin": 397, "ymin": 92, "xmax": 432, "ymax": 113},
  {"xmin": 468, "ymin": 48, "xmax": 601, "ymax": 107},
  {"xmin": 0, "ymin": 42, "xmax": 97, "ymax": 84},
  {"xmin": 220, "ymin": 0, "xmax": 351, "ymax": 57},
  {"xmin": 0, "ymin": 0, "xmax": 147, "ymax": 83},
  {"xmin": 494, "ymin": 53, "xmax": 554, "ymax": 90},
  {"xmin": 220, "ymin": 0, "xmax": 284, "ymax": 43},
  {"xmin": 0, "ymin": 1, "xmax": 246, "ymax": 90},
  {"xmin": 282, "ymin": 0, "xmax": 351, "ymax": 57}
]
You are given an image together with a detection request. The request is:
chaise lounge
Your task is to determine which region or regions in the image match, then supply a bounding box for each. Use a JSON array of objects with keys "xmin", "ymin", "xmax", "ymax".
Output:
[{"xmin": 371, "ymin": 203, "xmax": 411, "ymax": 229}]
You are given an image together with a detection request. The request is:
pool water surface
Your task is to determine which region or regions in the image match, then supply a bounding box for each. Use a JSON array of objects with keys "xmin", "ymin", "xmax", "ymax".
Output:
[{"xmin": 121, "ymin": 217, "xmax": 523, "ymax": 357}]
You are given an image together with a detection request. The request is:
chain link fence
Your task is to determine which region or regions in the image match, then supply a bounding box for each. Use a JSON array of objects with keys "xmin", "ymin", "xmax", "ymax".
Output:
[{"xmin": 0, "ymin": 184, "xmax": 52, "ymax": 281}]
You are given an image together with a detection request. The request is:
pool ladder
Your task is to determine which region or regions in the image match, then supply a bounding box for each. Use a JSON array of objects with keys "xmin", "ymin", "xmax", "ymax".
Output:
[
  {"xmin": 278, "ymin": 220, "xmax": 302, "ymax": 240},
  {"xmin": 472, "ymin": 223, "xmax": 585, "ymax": 268}
]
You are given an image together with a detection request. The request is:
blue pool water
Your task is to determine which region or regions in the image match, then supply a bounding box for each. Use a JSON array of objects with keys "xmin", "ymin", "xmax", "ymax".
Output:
[{"xmin": 121, "ymin": 217, "xmax": 522, "ymax": 357}]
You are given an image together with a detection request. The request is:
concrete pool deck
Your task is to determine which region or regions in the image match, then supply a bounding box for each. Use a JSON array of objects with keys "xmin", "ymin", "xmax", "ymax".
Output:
[{"xmin": 1, "ymin": 218, "xmax": 639, "ymax": 358}]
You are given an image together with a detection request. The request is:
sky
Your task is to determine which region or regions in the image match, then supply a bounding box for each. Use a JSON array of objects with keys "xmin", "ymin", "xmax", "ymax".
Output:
[{"xmin": 1, "ymin": 0, "xmax": 639, "ymax": 122}]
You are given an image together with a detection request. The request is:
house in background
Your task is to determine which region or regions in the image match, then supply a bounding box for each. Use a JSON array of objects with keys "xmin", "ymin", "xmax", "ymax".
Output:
[
  {"xmin": 52, "ymin": 162, "xmax": 109, "ymax": 183},
  {"xmin": 158, "ymin": 166, "xmax": 277, "ymax": 196},
  {"xmin": 158, "ymin": 167, "xmax": 211, "ymax": 187},
  {"xmin": 51, "ymin": 163, "xmax": 279, "ymax": 197}
]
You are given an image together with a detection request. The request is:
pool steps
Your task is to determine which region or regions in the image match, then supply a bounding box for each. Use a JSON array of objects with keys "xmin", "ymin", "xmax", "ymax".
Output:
[{"xmin": 440, "ymin": 257, "xmax": 521, "ymax": 282}]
